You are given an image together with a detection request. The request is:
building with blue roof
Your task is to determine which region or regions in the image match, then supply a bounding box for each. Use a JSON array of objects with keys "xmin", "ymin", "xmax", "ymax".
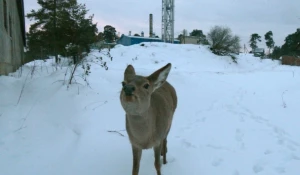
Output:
[{"xmin": 117, "ymin": 34, "xmax": 179, "ymax": 46}]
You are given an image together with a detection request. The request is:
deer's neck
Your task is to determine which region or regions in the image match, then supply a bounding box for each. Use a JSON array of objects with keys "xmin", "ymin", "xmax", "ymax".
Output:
[
  {"xmin": 126, "ymin": 107, "xmax": 155, "ymax": 147},
  {"xmin": 126, "ymin": 107, "xmax": 154, "ymax": 128}
]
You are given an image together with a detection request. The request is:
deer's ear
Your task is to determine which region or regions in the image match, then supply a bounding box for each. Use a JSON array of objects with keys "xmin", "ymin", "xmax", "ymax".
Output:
[
  {"xmin": 124, "ymin": 64, "xmax": 135, "ymax": 80},
  {"xmin": 147, "ymin": 63, "xmax": 171, "ymax": 91}
]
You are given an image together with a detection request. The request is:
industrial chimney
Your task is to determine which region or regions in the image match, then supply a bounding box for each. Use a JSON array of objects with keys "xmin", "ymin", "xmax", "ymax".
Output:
[{"xmin": 149, "ymin": 14, "xmax": 153, "ymax": 37}]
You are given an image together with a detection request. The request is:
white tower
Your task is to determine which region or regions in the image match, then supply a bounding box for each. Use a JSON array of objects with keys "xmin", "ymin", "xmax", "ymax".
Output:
[{"xmin": 162, "ymin": 0, "xmax": 175, "ymax": 43}]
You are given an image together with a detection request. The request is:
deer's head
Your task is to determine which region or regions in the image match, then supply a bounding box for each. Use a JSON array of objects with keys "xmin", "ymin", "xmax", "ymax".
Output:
[{"xmin": 120, "ymin": 63, "xmax": 172, "ymax": 115}]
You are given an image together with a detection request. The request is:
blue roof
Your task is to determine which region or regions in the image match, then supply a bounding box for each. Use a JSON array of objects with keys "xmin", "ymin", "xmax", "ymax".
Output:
[{"xmin": 116, "ymin": 34, "xmax": 179, "ymax": 46}]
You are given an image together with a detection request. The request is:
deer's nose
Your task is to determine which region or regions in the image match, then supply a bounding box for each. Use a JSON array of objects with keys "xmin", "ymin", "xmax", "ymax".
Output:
[{"xmin": 123, "ymin": 85, "xmax": 135, "ymax": 96}]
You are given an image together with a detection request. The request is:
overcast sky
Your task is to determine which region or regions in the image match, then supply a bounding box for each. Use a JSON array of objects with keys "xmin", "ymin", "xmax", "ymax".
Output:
[{"xmin": 24, "ymin": 0, "xmax": 300, "ymax": 50}]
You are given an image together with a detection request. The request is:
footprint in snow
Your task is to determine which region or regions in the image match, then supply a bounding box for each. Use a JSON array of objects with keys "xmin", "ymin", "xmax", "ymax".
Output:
[
  {"xmin": 165, "ymin": 156, "xmax": 176, "ymax": 164},
  {"xmin": 287, "ymin": 145, "xmax": 297, "ymax": 151},
  {"xmin": 235, "ymin": 129, "xmax": 244, "ymax": 142},
  {"xmin": 233, "ymin": 170, "xmax": 240, "ymax": 175},
  {"xmin": 277, "ymin": 138, "xmax": 285, "ymax": 145},
  {"xmin": 211, "ymin": 158, "xmax": 223, "ymax": 167},
  {"xmin": 235, "ymin": 129, "xmax": 245, "ymax": 149},
  {"xmin": 239, "ymin": 115, "xmax": 245, "ymax": 122},
  {"xmin": 273, "ymin": 126, "xmax": 288, "ymax": 137},
  {"xmin": 253, "ymin": 164, "xmax": 264, "ymax": 173},
  {"xmin": 181, "ymin": 126, "xmax": 192, "ymax": 132},
  {"xmin": 194, "ymin": 117, "xmax": 206, "ymax": 123},
  {"xmin": 200, "ymin": 117, "xmax": 206, "ymax": 122},
  {"xmin": 181, "ymin": 139, "xmax": 197, "ymax": 148},
  {"xmin": 291, "ymin": 154, "xmax": 300, "ymax": 160},
  {"xmin": 274, "ymin": 167, "xmax": 285, "ymax": 174},
  {"xmin": 264, "ymin": 149, "xmax": 272, "ymax": 155}
]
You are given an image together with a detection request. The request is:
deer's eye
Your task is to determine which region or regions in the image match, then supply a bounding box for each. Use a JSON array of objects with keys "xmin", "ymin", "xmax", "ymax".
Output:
[{"xmin": 143, "ymin": 83, "xmax": 150, "ymax": 89}]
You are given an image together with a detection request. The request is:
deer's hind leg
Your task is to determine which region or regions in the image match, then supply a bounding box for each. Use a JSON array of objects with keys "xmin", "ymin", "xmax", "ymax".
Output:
[
  {"xmin": 161, "ymin": 138, "xmax": 168, "ymax": 164},
  {"xmin": 154, "ymin": 144, "xmax": 162, "ymax": 175}
]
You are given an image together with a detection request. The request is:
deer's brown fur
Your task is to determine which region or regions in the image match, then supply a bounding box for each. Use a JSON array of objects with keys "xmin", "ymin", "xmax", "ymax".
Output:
[{"xmin": 120, "ymin": 63, "xmax": 177, "ymax": 175}]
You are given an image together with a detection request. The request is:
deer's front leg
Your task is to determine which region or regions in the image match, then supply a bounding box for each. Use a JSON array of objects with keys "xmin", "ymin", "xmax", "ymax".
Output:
[
  {"xmin": 154, "ymin": 144, "xmax": 162, "ymax": 175},
  {"xmin": 132, "ymin": 145, "xmax": 142, "ymax": 175}
]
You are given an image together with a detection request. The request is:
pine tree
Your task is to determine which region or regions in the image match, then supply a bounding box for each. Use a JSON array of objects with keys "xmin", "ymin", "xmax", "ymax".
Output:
[
  {"xmin": 103, "ymin": 25, "xmax": 117, "ymax": 43},
  {"xmin": 271, "ymin": 46, "xmax": 281, "ymax": 59},
  {"xmin": 264, "ymin": 31, "xmax": 275, "ymax": 55},
  {"xmin": 26, "ymin": 0, "xmax": 98, "ymax": 63},
  {"xmin": 281, "ymin": 29, "xmax": 300, "ymax": 56},
  {"xmin": 190, "ymin": 29, "xmax": 209, "ymax": 45},
  {"xmin": 249, "ymin": 33, "xmax": 261, "ymax": 51},
  {"xmin": 97, "ymin": 32, "xmax": 104, "ymax": 41},
  {"xmin": 190, "ymin": 29, "xmax": 203, "ymax": 37}
]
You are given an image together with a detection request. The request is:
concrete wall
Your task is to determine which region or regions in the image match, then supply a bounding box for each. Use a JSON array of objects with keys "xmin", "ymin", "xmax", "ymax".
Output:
[
  {"xmin": 180, "ymin": 36, "xmax": 199, "ymax": 44},
  {"xmin": 0, "ymin": 0, "xmax": 25, "ymax": 75}
]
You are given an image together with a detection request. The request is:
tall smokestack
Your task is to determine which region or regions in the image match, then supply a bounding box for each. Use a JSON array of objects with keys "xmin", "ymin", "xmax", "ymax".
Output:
[{"xmin": 149, "ymin": 14, "xmax": 153, "ymax": 37}]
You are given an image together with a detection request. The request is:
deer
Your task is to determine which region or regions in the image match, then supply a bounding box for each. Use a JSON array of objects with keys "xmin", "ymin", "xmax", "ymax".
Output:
[{"xmin": 120, "ymin": 63, "xmax": 177, "ymax": 175}]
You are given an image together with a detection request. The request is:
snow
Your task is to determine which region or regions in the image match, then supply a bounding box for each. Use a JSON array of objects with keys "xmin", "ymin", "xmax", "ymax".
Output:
[{"xmin": 1, "ymin": 42, "xmax": 300, "ymax": 175}]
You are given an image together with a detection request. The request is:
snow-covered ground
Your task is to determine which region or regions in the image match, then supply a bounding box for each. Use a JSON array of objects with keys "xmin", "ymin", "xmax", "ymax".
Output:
[{"xmin": 1, "ymin": 43, "xmax": 300, "ymax": 175}]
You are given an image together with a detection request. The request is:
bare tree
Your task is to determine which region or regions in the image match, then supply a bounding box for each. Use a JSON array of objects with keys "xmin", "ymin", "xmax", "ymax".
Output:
[{"xmin": 207, "ymin": 26, "xmax": 241, "ymax": 62}]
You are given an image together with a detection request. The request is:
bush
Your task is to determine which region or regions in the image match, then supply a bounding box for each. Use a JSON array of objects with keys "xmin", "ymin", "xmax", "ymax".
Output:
[{"xmin": 207, "ymin": 26, "xmax": 241, "ymax": 62}]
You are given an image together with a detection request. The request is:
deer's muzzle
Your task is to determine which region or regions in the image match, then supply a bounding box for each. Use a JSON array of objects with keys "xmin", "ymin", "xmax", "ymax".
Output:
[{"xmin": 123, "ymin": 85, "xmax": 135, "ymax": 96}]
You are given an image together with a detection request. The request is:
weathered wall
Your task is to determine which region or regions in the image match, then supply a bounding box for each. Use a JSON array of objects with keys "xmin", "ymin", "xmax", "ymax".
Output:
[
  {"xmin": 281, "ymin": 55, "xmax": 300, "ymax": 66},
  {"xmin": 0, "ymin": 0, "xmax": 25, "ymax": 75},
  {"xmin": 180, "ymin": 36, "xmax": 199, "ymax": 44}
]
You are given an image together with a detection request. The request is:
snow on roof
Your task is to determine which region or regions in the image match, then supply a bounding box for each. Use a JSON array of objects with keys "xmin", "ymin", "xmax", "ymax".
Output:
[
  {"xmin": 253, "ymin": 48, "xmax": 264, "ymax": 53},
  {"xmin": 121, "ymin": 34, "xmax": 180, "ymax": 42},
  {"xmin": 122, "ymin": 34, "xmax": 162, "ymax": 40}
]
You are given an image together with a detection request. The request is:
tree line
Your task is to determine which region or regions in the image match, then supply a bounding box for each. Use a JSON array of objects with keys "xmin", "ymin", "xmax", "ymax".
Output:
[
  {"xmin": 26, "ymin": 0, "xmax": 118, "ymax": 64},
  {"xmin": 26, "ymin": 0, "xmax": 299, "ymax": 64},
  {"xmin": 178, "ymin": 27, "xmax": 300, "ymax": 60},
  {"xmin": 249, "ymin": 29, "xmax": 300, "ymax": 59},
  {"xmin": 177, "ymin": 27, "xmax": 241, "ymax": 62}
]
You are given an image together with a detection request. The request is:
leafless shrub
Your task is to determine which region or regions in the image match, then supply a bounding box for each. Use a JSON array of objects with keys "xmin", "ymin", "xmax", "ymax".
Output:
[{"xmin": 207, "ymin": 25, "xmax": 241, "ymax": 62}]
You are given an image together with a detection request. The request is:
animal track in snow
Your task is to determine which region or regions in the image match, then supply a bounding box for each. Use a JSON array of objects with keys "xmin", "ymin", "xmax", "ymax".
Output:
[
  {"xmin": 233, "ymin": 170, "xmax": 240, "ymax": 175},
  {"xmin": 235, "ymin": 128, "xmax": 245, "ymax": 149},
  {"xmin": 235, "ymin": 129, "xmax": 244, "ymax": 142},
  {"xmin": 206, "ymin": 100, "xmax": 220, "ymax": 111},
  {"xmin": 180, "ymin": 125, "xmax": 192, "ymax": 132},
  {"xmin": 0, "ymin": 140, "xmax": 4, "ymax": 146},
  {"xmin": 235, "ymin": 104, "xmax": 300, "ymax": 152},
  {"xmin": 200, "ymin": 117, "xmax": 206, "ymax": 122},
  {"xmin": 181, "ymin": 139, "xmax": 197, "ymax": 148},
  {"xmin": 274, "ymin": 167, "xmax": 285, "ymax": 174},
  {"xmin": 287, "ymin": 144, "xmax": 297, "ymax": 151},
  {"xmin": 206, "ymin": 144, "xmax": 234, "ymax": 152},
  {"xmin": 239, "ymin": 115, "xmax": 245, "ymax": 122},
  {"xmin": 264, "ymin": 149, "xmax": 272, "ymax": 155},
  {"xmin": 290, "ymin": 154, "xmax": 300, "ymax": 160},
  {"xmin": 253, "ymin": 164, "xmax": 264, "ymax": 173},
  {"xmin": 211, "ymin": 158, "xmax": 223, "ymax": 167}
]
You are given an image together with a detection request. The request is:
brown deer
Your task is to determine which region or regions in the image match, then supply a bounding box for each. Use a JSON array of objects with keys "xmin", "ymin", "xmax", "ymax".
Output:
[{"xmin": 120, "ymin": 63, "xmax": 177, "ymax": 175}]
